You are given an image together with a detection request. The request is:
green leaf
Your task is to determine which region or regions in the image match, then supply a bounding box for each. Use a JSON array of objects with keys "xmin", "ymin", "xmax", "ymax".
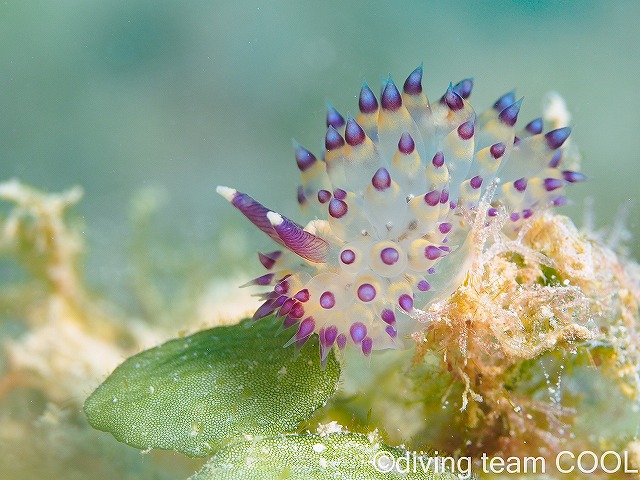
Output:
[
  {"xmin": 191, "ymin": 432, "xmax": 463, "ymax": 480},
  {"xmin": 84, "ymin": 318, "xmax": 340, "ymax": 457}
]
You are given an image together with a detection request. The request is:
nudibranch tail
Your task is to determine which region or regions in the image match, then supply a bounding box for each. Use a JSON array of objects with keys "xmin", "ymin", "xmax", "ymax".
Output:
[{"xmin": 219, "ymin": 65, "xmax": 584, "ymax": 360}]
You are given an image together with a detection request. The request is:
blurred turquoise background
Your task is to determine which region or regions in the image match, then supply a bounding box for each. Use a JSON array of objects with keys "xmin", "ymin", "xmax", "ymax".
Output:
[
  {"xmin": 2, "ymin": 0, "xmax": 638, "ymax": 296},
  {"xmin": 1, "ymin": 2, "xmax": 639, "ymax": 479}
]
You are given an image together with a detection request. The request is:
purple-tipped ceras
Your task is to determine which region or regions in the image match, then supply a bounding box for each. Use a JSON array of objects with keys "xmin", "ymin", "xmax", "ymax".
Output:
[{"xmin": 217, "ymin": 64, "xmax": 584, "ymax": 363}]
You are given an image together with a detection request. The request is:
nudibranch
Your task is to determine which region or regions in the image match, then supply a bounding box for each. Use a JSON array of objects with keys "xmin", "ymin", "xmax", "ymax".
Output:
[{"xmin": 217, "ymin": 65, "xmax": 584, "ymax": 362}]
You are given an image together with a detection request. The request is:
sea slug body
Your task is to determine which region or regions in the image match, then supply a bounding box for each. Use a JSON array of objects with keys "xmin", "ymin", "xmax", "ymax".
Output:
[{"xmin": 218, "ymin": 65, "xmax": 584, "ymax": 362}]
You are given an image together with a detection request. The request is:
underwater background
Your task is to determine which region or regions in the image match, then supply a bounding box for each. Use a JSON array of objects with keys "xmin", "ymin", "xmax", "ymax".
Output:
[
  {"xmin": 2, "ymin": 0, "xmax": 638, "ymax": 305},
  {"xmin": 1, "ymin": 1, "xmax": 639, "ymax": 479}
]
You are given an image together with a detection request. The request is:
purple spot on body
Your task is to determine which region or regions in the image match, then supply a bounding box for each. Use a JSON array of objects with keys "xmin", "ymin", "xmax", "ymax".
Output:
[
  {"xmin": 359, "ymin": 82, "xmax": 379, "ymax": 114},
  {"xmin": 470, "ymin": 175, "xmax": 483, "ymax": 189},
  {"xmin": 361, "ymin": 337, "xmax": 373, "ymax": 356},
  {"xmin": 333, "ymin": 188, "xmax": 347, "ymax": 200},
  {"xmin": 443, "ymin": 84, "xmax": 464, "ymax": 111},
  {"xmin": 381, "ymin": 309, "xmax": 396, "ymax": 324},
  {"xmin": 493, "ymin": 91, "xmax": 516, "ymax": 111},
  {"xmin": 545, "ymin": 127, "xmax": 571, "ymax": 149},
  {"xmin": 553, "ymin": 196, "xmax": 568, "ymax": 206},
  {"xmin": 294, "ymin": 289, "xmax": 310, "ymax": 302},
  {"xmin": 380, "ymin": 247, "xmax": 399, "ymax": 265},
  {"xmin": 498, "ymin": 99, "xmax": 522, "ymax": 126},
  {"xmin": 490, "ymin": 142, "xmax": 506, "ymax": 159},
  {"xmin": 488, "ymin": 207, "xmax": 498, "ymax": 217},
  {"xmin": 523, "ymin": 209, "xmax": 533, "ymax": 219},
  {"xmin": 398, "ymin": 132, "xmax": 415, "ymax": 154},
  {"xmin": 329, "ymin": 199, "xmax": 348, "ymax": 218},
  {"xmin": 525, "ymin": 117, "xmax": 543, "ymax": 135},
  {"xmin": 452, "ymin": 78, "xmax": 473, "ymax": 99},
  {"xmin": 514, "ymin": 136, "xmax": 521, "ymax": 145},
  {"xmin": 418, "ymin": 280, "xmax": 431, "ymax": 291},
  {"xmin": 350, "ymin": 322, "xmax": 367, "ymax": 343},
  {"xmin": 296, "ymin": 317, "xmax": 315, "ymax": 339},
  {"xmin": 449, "ymin": 201, "xmax": 457, "ymax": 210},
  {"xmin": 399, "ymin": 294, "xmax": 414, "ymax": 312},
  {"xmin": 510, "ymin": 212, "xmax": 520, "ymax": 222},
  {"xmin": 562, "ymin": 171, "xmax": 586, "ymax": 183},
  {"xmin": 457, "ymin": 120, "xmax": 475, "ymax": 140},
  {"xmin": 385, "ymin": 326, "xmax": 398, "ymax": 338},
  {"xmin": 514, "ymin": 177, "xmax": 527, "ymax": 192},
  {"xmin": 320, "ymin": 291, "xmax": 335, "ymax": 309},
  {"xmin": 345, "ymin": 118, "xmax": 366, "ymax": 146},
  {"xmin": 337, "ymin": 333, "xmax": 347, "ymax": 349},
  {"xmin": 544, "ymin": 178, "xmax": 564, "ymax": 192},
  {"xmin": 326, "ymin": 104, "xmax": 345, "ymax": 129},
  {"xmin": 440, "ymin": 190, "xmax": 449, "ymax": 204},
  {"xmin": 325, "ymin": 126, "xmax": 344, "ymax": 150},
  {"xmin": 357, "ymin": 283, "xmax": 376, "ymax": 302},
  {"xmin": 439, "ymin": 245, "xmax": 451, "ymax": 253},
  {"xmin": 432, "ymin": 151, "xmax": 445, "ymax": 167},
  {"xmin": 324, "ymin": 325, "xmax": 338, "ymax": 345},
  {"xmin": 340, "ymin": 249, "xmax": 356, "ymax": 265},
  {"xmin": 294, "ymin": 145, "xmax": 317, "ymax": 171},
  {"xmin": 439, "ymin": 222, "xmax": 452, "ymax": 234},
  {"xmin": 318, "ymin": 189, "xmax": 332, "ymax": 204},
  {"xmin": 424, "ymin": 190, "xmax": 440, "ymax": 206},
  {"xmin": 381, "ymin": 76, "xmax": 402, "ymax": 110},
  {"xmin": 403, "ymin": 65, "xmax": 423, "ymax": 95},
  {"xmin": 425, "ymin": 245, "xmax": 441, "ymax": 260},
  {"xmin": 427, "ymin": 267, "xmax": 436, "ymax": 274}
]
